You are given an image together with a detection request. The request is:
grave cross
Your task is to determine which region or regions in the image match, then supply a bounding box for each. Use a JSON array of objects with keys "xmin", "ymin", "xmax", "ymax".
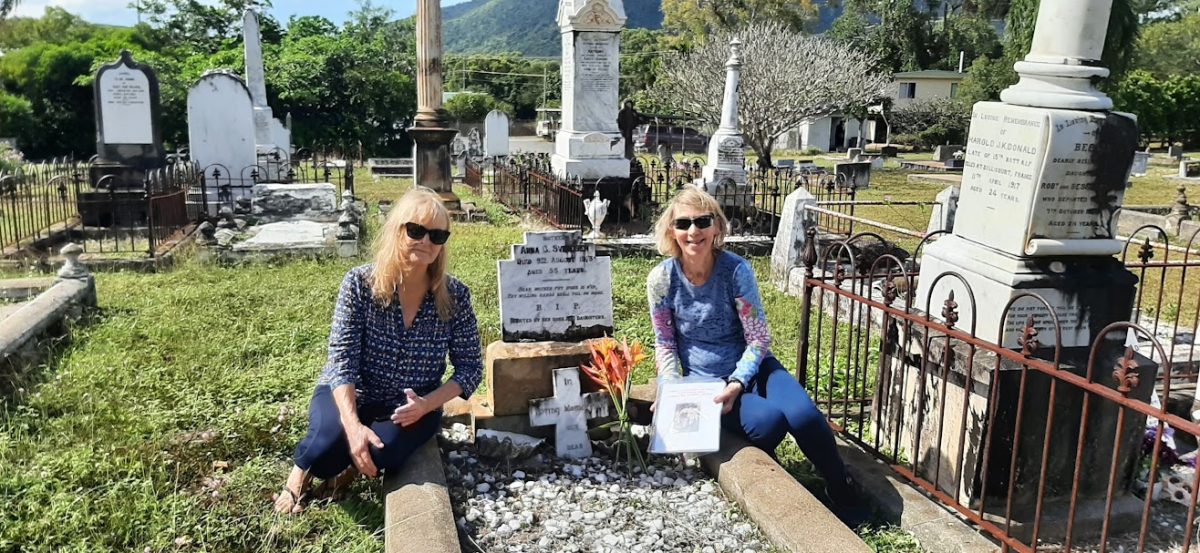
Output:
[{"xmin": 529, "ymin": 367, "xmax": 610, "ymax": 458}]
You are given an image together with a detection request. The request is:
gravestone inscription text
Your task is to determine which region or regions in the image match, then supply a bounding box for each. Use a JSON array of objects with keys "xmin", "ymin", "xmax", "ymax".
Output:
[{"xmin": 498, "ymin": 231, "xmax": 614, "ymax": 342}]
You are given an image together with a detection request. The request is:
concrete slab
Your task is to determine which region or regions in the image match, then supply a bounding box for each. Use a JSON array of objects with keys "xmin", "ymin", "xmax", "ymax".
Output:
[
  {"xmin": 383, "ymin": 438, "xmax": 460, "ymax": 553},
  {"xmin": 837, "ymin": 437, "xmax": 998, "ymax": 553},
  {"xmin": 232, "ymin": 221, "xmax": 331, "ymax": 252},
  {"xmin": 907, "ymin": 173, "xmax": 963, "ymax": 186}
]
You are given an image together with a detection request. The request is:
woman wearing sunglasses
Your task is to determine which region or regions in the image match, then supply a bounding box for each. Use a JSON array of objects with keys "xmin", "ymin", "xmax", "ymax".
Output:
[
  {"xmin": 274, "ymin": 188, "xmax": 482, "ymax": 514},
  {"xmin": 647, "ymin": 187, "xmax": 865, "ymax": 526}
]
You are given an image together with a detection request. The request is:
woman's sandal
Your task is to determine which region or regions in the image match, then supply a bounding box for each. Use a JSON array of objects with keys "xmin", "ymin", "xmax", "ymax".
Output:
[{"xmin": 273, "ymin": 487, "xmax": 306, "ymax": 514}]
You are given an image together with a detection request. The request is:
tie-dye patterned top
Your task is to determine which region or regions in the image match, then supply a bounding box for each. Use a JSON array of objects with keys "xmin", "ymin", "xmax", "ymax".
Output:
[{"xmin": 646, "ymin": 250, "xmax": 771, "ymax": 386}]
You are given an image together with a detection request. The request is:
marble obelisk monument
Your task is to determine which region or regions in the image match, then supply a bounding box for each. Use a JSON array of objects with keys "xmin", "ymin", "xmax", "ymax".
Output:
[
  {"xmin": 696, "ymin": 37, "xmax": 747, "ymax": 192},
  {"xmin": 915, "ymin": 0, "xmax": 1140, "ymax": 348},
  {"xmin": 409, "ymin": 0, "xmax": 459, "ymax": 209},
  {"xmin": 551, "ymin": 0, "xmax": 629, "ymax": 180},
  {"xmin": 243, "ymin": 8, "xmax": 291, "ymax": 172}
]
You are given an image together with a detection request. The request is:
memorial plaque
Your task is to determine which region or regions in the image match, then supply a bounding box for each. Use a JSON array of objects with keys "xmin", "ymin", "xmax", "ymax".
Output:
[
  {"xmin": 953, "ymin": 102, "xmax": 1137, "ymax": 257},
  {"xmin": 1130, "ymin": 151, "xmax": 1150, "ymax": 177},
  {"xmin": 576, "ymin": 32, "xmax": 618, "ymax": 93},
  {"xmin": 498, "ymin": 230, "xmax": 614, "ymax": 342},
  {"xmin": 98, "ymin": 62, "xmax": 154, "ymax": 145},
  {"xmin": 716, "ymin": 137, "xmax": 745, "ymax": 167},
  {"xmin": 1181, "ymin": 160, "xmax": 1200, "ymax": 179}
]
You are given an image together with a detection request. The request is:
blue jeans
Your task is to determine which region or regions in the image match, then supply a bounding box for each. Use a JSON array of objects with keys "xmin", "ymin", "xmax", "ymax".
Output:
[
  {"xmin": 293, "ymin": 385, "xmax": 441, "ymax": 479},
  {"xmin": 722, "ymin": 356, "xmax": 850, "ymax": 492}
]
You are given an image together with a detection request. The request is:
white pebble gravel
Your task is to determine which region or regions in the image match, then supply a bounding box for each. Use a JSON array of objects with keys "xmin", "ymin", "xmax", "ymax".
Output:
[{"xmin": 439, "ymin": 423, "xmax": 773, "ymax": 553}]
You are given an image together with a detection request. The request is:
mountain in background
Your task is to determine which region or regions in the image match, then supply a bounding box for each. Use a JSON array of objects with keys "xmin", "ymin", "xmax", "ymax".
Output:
[{"xmin": 444, "ymin": 0, "xmax": 665, "ymax": 57}]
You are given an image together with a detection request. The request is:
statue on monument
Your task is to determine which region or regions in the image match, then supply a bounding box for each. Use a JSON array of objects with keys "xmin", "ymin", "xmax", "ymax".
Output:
[{"xmin": 617, "ymin": 100, "xmax": 643, "ymax": 160}]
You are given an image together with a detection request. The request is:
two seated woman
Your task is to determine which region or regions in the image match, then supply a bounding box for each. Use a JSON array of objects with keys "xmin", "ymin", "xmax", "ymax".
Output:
[{"xmin": 275, "ymin": 187, "xmax": 860, "ymax": 524}]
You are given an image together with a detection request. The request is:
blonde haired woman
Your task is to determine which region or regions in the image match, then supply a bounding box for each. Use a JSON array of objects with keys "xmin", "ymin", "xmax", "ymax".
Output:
[
  {"xmin": 274, "ymin": 188, "xmax": 482, "ymax": 514},
  {"xmin": 646, "ymin": 187, "xmax": 865, "ymax": 526}
]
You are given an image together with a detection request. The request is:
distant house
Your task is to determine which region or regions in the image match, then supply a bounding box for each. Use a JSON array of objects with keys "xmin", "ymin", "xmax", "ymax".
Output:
[
  {"xmin": 892, "ymin": 70, "xmax": 966, "ymax": 107},
  {"xmin": 776, "ymin": 70, "xmax": 967, "ymax": 153}
]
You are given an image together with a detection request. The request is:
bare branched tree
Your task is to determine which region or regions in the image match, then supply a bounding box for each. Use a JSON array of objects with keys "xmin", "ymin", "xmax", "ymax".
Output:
[{"xmin": 649, "ymin": 21, "xmax": 891, "ymax": 168}]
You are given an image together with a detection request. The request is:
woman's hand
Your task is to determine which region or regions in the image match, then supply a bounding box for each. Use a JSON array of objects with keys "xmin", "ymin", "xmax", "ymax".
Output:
[
  {"xmin": 713, "ymin": 381, "xmax": 744, "ymax": 415},
  {"xmin": 345, "ymin": 423, "xmax": 384, "ymax": 478},
  {"xmin": 391, "ymin": 388, "xmax": 431, "ymax": 427}
]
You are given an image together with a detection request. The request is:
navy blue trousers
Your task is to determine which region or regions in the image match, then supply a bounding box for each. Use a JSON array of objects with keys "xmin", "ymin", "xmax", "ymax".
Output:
[
  {"xmin": 293, "ymin": 385, "xmax": 441, "ymax": 479},
  {"xmin": 723, "ymin": 356, "xmax": 850, "ymax": 492}
]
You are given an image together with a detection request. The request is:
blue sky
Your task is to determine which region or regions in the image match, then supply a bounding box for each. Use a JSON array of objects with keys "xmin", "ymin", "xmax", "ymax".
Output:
[{"xmin": 11, "ymin": 0, "xmax": 471, "ymax": 27}]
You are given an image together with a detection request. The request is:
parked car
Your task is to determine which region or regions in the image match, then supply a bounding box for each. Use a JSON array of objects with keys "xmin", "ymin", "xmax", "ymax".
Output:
[
  {"xmin": 535, "ymin": 107, "xmax": 561, "ymax": 140},
  {"xmin": 635, "ymin": 124, "xmax": 709, "ymax": 154}
]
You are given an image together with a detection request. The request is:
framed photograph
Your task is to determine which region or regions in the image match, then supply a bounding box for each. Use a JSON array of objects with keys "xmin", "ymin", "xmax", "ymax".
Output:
[{"xmin": 648, "ymin": 376, "xmax": 725, "ymax": 454}]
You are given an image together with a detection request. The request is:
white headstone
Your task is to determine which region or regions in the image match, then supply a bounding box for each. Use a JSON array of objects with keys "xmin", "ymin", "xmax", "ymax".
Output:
[
  {"xmin": 926, "ymin": 185, "xmax": 961, "ymax": 235},
  {"xmin": 769, "ymin": 185, "xmax": 818, "ymax": 291},
  {"xmin": 498, "ymin": 230, "xmax": 614, "ymax": 342},
  {"xmin": 551, "ymin": 0, "xmax": 629, "ymax": 180},
  {"xmin": 484, "ymin": 110, "xmax": 510, "ymax": 157},
  {"xmin": 529, "ymin": 367, "xmax": 611, "ymax": 458},
  {"xmin": 835, "ymin": 161, "xmax": 871, "ymax": 189},
  {"xmin": 97, "ymin": 60, "xmax": 154, "ymax": 145},
  {"xmin": 188, "ymin": 72, "xmax": 257, "ymax": 180}
]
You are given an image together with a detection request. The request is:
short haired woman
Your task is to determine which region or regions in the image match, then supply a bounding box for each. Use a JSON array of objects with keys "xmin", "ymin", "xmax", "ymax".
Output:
[{"xmin": 646, "ymin": 187, "xmax": 864, "ymax": 525}]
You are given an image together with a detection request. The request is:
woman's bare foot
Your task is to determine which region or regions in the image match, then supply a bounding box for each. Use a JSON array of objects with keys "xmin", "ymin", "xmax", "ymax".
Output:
[{"xmin": 273, "ymin": 466, "xmax": 311, "ymax": 514}]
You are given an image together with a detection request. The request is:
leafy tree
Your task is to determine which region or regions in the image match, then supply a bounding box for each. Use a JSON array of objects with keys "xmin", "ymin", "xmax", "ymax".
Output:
[
  {"xmin": 829, "ymin": 0, "xmax": 938, "ymax": 72},
  {"xmin": 0, "ymin": 7, "xmax": 100, "ymax": 49},
  {"xmin": 934, "ymin": 14, "xmax": 1002, "ymax": 70},
  {"xmin": 0, "ymin": 0, "xmax": 16, "ymax": 19},
  {"xmin": 889, "ymin": 97, "xmax": 972, "ymax": 147},
  {"xmin": 445, "ymin": 54, "xmax": 560, "ymax": 119},
  {"xmin": 0, "ymin": 29, "xmax": 143, "ymax": 157},
  {"xmin": 661, "ymin": 0, "xmax": 818, "ymax": 35},
  {"xmin": 650, "ymin": 21, "xmax": 890, "ymax": 168},
  {"xmin": 1131, "ymin": 13, "xmax": 1200, "ymax": 78},
  {"xmin": 1112, "ymin": 70, "xmax": 1200, "ymax": 145},
  {"xmin": 0, "ymin": 91, "xmax": 34, "ymax": 152},
  {"xmin": 444, "ymin": 92, "xmax": 513, "ymax": 123}
]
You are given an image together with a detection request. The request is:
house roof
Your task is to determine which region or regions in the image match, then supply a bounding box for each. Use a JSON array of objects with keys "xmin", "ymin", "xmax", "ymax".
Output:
[{"xmin": 893, "ymin": 70, "xmax": 967, "ymax": 80}]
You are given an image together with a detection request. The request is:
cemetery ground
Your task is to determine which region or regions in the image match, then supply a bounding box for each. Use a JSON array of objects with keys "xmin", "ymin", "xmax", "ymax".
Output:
[
  {"xmin": 1, "ymin": 151, "xmax": 1191, "ymax": 551},
  {"xmin": 0, "ymin": 176, "xmax": 920, "ymax": 551}
]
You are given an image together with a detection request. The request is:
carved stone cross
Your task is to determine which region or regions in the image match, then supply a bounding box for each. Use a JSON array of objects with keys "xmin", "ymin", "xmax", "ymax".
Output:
[{"xmin": 529, "ymin": 367, "xmax": 610, "ymax": 458}]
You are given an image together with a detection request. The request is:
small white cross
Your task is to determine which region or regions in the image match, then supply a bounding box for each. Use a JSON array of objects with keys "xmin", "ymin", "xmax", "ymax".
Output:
[{"xmin": 529, "ymin": 367, "xmax": 611, "ymax": 458}]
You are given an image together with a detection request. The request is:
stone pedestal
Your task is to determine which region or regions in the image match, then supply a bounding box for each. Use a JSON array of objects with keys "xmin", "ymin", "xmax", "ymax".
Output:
[
  {"xmin": 551, "ymin": 1, "xmax": 629, "ymax": 180},
  {"xmin": 916, "ymin": 234, "xmax": 1136, "ymax": 348},
  {"xmin": 876, "ymin": 332, "xmax": 1156, "ymax": 541},
  {"xmin": 484, "ymin": 340, "xmax": 595, "ymax": 418},
  {"xmin": 410, "ymin": 127, "xmax": 459, "ymax": 209}
]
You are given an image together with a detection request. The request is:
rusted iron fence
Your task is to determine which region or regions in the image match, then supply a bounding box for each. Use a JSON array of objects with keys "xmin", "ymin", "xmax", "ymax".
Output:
[
  {"xmin": 0, "ymin": 158, "xmax": 198, "ymax": 258},
  {"xmin": 469, "ymin": 154, "xmax": 825, "ymax": 237},
  {"xmin": 193, "ymin": 150, "xmax": 353, "ymax": 218},
  {"xmin": 796, "ymin": 219, "xmax": 1200, "ymax": 551}
]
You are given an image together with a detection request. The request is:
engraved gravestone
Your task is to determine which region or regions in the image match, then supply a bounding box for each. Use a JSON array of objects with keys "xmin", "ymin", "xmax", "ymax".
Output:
[
  {"xmin": 498, "ymin": 230, "xmax": 614, "ymax": 342},
  {"xmin": 916, "ymin": 101, "xmax": 1139, "ymax": 348},
  {"xmin": 92, "ymin": 50, "xmax": 165, "ymax": 185},
  {"xmin": 529, "ymin": 367, "xmax": 610, "ymax": 458}
]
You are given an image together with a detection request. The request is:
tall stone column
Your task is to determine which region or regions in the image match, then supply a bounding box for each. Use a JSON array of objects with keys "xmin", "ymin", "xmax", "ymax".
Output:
[
  {"xmin": 1001, "ymin": 0, "xmax": 1115, "ymax": 110},
  {"xmin": 697, "ymin": 38, "xmax": 747, "ymax": 190},
  {"xmin": 409, "ymin": 0, "xmax": 458, "ymax": 207}
]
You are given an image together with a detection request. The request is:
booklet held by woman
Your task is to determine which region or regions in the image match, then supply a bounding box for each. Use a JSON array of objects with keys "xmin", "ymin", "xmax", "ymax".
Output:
[{"xmin": 648, "ymin": 376, "xmax": 725, "ymax": 454}]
